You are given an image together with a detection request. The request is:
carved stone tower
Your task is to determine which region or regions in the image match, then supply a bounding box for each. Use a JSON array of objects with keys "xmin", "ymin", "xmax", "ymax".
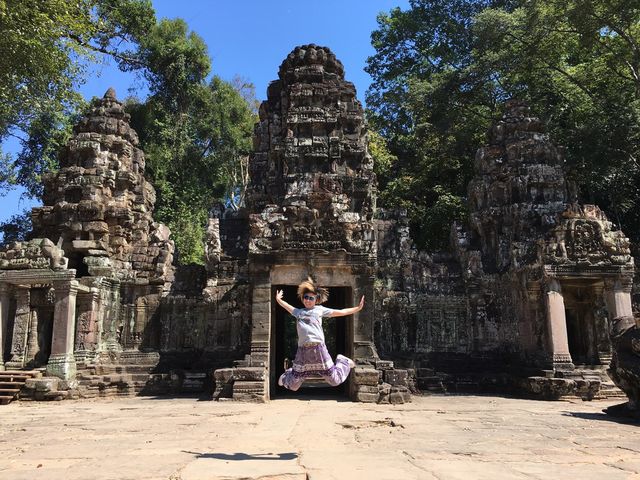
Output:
[
  {"xmin": 31, "ymin": 88, "xmax": 174, "ymax": 288},
  {"xmin": 244, "ymin": 45, "xmax": 378, "ymax": 398},
  {"xmin": 454, "ymin": 100, "xmax": 634, "ymax": 374}
]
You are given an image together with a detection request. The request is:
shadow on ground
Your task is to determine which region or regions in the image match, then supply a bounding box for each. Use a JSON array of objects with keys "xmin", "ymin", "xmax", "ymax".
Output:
[
  {"xmin": 562, "ymin": 411, "xmax": 640, "ymax": 425},
  {"xmin": 183, "ymin": 451, "xmax": 298, "ymax": 461}
]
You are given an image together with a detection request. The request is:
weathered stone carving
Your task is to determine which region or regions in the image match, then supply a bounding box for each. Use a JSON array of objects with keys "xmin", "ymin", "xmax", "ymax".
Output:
[
  {"xmin": 604, "ymin": 316, "xmax": 640, "ymax": 418},
  {"xmin": 30, "ymin": 88, "xmax": 174, "ymax": 288},
  {"xmin": 0, "ymin": 239, "xmax": 68, "ymax": 271},
  {"xmin": 0, "ymin": 52, "xmax": 635, "ymax": 404},
  {"xmin": 450, "ymin": 100, "xmax": 634, "ymax": 387},
  {"xmin": 246, "ymin": 44, "xmax": 376, "ymax": 255}
]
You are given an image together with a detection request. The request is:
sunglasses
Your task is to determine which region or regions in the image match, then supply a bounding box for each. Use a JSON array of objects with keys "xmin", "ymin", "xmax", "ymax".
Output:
[{"xmin": 303, "ymin": 294, "xmax": 318, "ymax": 301}]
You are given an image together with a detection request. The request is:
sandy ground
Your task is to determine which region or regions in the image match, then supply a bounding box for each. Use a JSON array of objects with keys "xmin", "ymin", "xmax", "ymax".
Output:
[{"xmin": 0, "ymin": 393, "xmax": 639, "ymax": 480}]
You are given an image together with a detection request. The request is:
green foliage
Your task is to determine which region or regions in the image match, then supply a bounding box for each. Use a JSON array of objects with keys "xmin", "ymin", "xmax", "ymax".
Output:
[
  {"xmin": 1, "ymin": 5, "xmax": 256, "ymax": 263},
  {"xmin": 472, "ymin": 0, "xmax": 640, "ymax": 247},
  {"xmin": 126, "ymin": 19, "xmax": 255, "ymax": 264},
  {"xmin": 0, "ymin": 211, "xmax": 32, "ymax": 245},
  {"xmin": 367, "ymin": 0, "xmax": 640, "ymax": 251},
  {"xmin": 367, "ymin": 0, "xmax": 509, "ymax": 250},
  {"xmin": 0, "ymin": 0, "xmax": 155, "ymax": 198},
  {"xmin": 368, "ymin": 130, "xmax": 397, "ymax": 183}
]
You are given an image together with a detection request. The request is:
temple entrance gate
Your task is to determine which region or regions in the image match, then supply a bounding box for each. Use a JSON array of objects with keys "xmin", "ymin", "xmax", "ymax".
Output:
[
  {"xmin": 271, "ymin": 284, "xmax": 350, "ymax": 398},
  {"xmin": 560, "ymin": 280, "xmax": 610, "ymax": 366}
]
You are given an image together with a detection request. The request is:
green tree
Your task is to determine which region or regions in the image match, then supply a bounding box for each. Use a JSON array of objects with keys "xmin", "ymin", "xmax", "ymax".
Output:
[
  {"xmin": 1, "ymin": 7, "xmax": 256, "ymax": 260},
  {"xmin": 473, "ymin": 0, "xmax": 640, "ymax": 248},
  {"xmin": 126, "ymin": 19, "xmax": 255, "ymax": 263},
  {"xmin": 0, "ymin": 0, "xmax": 155, "ymax": 197},
  {"xmin": 367, "ymin": 0, "xmax": 640, "ymax": 251},
  {"xmin": 366, "ymin": 0, "xmax": 513, "ymax": 250}
]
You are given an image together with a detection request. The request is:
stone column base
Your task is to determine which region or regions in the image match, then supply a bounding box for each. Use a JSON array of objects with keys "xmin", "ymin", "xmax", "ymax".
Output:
[
  {"xmin": 551, "ymin": 353, "xmax": 574, "ymax": 371},
  {"xmin": 213, "ymin": 366, "xmax": 266, "ymax": 402},
  {"xmin": 353, "ymin": 340, "xmax": 379, "ymax": 362},
  {"xmin": 0, "ymin": 361, "xmax": 5, "ymax": 371},
  {"xmin": 46, "ymin": 353, "xmax": 77, "ymax": 380},
  {"xmin": 74, "ymin": 350, "xmax": 99, "ymax": 365},
  {"xmin": 5, "ymin": 360, "xmax": 25, "ymax": 370}
]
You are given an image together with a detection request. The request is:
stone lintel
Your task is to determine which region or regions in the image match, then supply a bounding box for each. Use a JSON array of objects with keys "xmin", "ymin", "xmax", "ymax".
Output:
[
  {"xmin": 251, "ymin": 250, "xmax": 374, "ymax": 269},
  {"xmin": 0, "ymin": 269, "xmax": 76, "ymax": 285},
  {"xmin": 544, "ymin": 264, "xmax": 634, "ymax": 279}
]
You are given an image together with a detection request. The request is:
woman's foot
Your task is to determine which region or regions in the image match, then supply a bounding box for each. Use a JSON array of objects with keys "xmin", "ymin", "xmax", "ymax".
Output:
[
  {"xmin": 337, "ymin": 354, "xmax": 355, "ymax": 369},
  {"xmin": 278, "ymin": 372, "xmax": 286, "ymax": 387}
]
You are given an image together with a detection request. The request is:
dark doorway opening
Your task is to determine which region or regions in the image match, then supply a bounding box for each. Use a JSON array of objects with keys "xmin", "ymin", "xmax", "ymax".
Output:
[
  {"xmin": 34, "ymin": 306, "xmax": 54, "ymax": 367},
  {"xmin": 67, "ymin": 252, "xmax": 89, "ymax": 278},
  {"xmin": 27, "ymin": 288, "xmax": 54, "ymax": 368},
  {"xmin": 271, "ymin": 285, "xmax": 350, "ymax": 398},
  {"xmin": 3, "ymin": 296, "xmax": 16, "ymax": 364},
  {"xmin": 564, "ymin": 284, "xmax": 600, "ymax": 365}
]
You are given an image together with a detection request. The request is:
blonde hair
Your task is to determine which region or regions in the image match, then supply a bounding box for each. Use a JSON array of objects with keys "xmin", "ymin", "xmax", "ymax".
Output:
[{"xmin": 297, "ymin": 277, "xmax": 329, "ymax": 304}]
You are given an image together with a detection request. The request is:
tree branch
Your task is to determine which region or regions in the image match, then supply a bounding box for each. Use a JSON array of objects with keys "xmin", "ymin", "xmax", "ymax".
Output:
[{"xmin": 65, "ymin": 33, "xmax": 147, "ymax": 69}]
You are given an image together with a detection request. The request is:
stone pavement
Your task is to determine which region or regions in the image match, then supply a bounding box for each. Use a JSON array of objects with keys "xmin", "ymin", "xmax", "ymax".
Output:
[{"xmin": 0, "ymin": 394, "xmax": 639, "ymax": 480}]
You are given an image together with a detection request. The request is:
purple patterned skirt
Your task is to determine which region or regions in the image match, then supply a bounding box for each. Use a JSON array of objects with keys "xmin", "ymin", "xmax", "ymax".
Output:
[{"xmin": 279, "ymin": 343, "xmax": 353, "ymax": 391}]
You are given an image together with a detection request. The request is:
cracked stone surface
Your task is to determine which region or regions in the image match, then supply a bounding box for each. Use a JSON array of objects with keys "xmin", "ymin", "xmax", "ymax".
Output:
[{"xmin": 1, "ymin": 395, "xmax": 639, "ymax": 480}]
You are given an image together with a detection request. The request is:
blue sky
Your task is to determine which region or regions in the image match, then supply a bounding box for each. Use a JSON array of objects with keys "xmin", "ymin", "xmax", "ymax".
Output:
[{"xmin": 1, "ymin": 0, "xmax": 409, "ymax": 229}]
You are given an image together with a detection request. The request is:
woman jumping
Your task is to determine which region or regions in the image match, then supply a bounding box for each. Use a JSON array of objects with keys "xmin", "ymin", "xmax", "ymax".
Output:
[{"xmin": 276, "ymin": 277, "xmax": 363, "ymax": 391}]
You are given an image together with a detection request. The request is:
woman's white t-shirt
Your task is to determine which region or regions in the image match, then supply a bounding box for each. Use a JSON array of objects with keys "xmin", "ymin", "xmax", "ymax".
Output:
[{"xmin": 292, "ymin": 305, "xmax": 336, "ymax": 346}]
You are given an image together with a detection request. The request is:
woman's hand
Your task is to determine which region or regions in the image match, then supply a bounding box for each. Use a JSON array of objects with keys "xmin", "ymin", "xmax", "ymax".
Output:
[
  {"xmin": 358, "ymin": 295, "xmax": 365, "ymax": 311},
  {"xmin": 275, "ymin": 290, "xmax": 294, "ymax": 314}
]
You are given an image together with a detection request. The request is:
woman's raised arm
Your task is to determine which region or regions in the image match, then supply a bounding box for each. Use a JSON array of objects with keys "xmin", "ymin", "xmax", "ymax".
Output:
[
  {"xmin": 330, "ymin": 296, "xmax": 365, "ymax": 317},
  {"xmin": 276, "ymin": 289, "xmax": 295, "ymax": 314}
]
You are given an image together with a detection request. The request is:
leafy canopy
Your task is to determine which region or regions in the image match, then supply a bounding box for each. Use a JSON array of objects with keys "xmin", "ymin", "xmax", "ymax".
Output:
[
  {"xmin": 367, "ymin": 0, "xmax": 640, "ymax": 252},
  {"xmin": 0, "ymin": 3, "xmax": 257, "ymax": 264},
  {"xmin": 126, "ymin": 19, "xmax": 256, "ymax": 264}
]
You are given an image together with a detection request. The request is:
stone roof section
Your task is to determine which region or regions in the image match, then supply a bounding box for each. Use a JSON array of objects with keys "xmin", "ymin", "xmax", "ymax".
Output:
[
  {"xmin": 70, "ymin": 88, "xmax": 140, "ymax": 150},
  {"xmin": 29, "ymin": 88, "xmax": 174, "ymax": 286},
  {"xmin": 246, "ymin": 45, "xmax": 376, "ymax": 254}
]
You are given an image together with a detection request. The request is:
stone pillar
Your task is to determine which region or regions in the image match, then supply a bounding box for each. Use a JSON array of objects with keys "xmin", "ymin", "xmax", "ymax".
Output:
[
  {"xmin": 26, "ymin": 309, "xmax": 40, "ymax": 366},
  {"xmin": 525, "ymin": 281, "xmax": 543, "ymax": 354},
  {"xmin": 130, "ymin": 297, "xmax": 148, "ymax": 349},
  {"xmin": 46, "ymin": 280, "xmax": 79, "ymax": 380},
  {"xmin": 352, "ymin": 272, "xmax": 378, "ymax": 361},
  {"xmin": 592, "ymin": 283, "xmax": 612, "ymax": 364},
  {"xmin": 74, "ymin": 288, "xmax": 100, "ymax": 364},
  {"xmin": 7, "ymin": 287, "xmax": 30, "ymax": 370},
  {"xmin": 247, "ymin": 269, "xmax": 270, "ymax": 400},
  {"xmin": 544, "ymin": 278, "xmax": 573, "ymax": 369},
  {"xmin": 605, "ymin": 277, "xmax": 634, "ymax": 320},
  {"xmin": 102, "ymin": 279, "xmax": 122, "ymax": 352},
  {"xmin": 249, "ymin": 272, "xmax": 271, "ymax": 368},
  {"xmin": 0, "ymin": 283, "xmax": 10, "ymax": 371}
]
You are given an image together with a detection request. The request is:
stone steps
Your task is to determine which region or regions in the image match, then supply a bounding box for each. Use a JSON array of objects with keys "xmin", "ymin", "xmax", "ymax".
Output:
[
  {"xmin": 76, "ymin": 365, "xmax": 210, "ymax": 398},
  {"xmin": 0, "ymin": 370, "xmax": 42, "ymax": 405},
  {"xmin": 594, "ymin": 382, "xmax": 627, "ymax": 400}
]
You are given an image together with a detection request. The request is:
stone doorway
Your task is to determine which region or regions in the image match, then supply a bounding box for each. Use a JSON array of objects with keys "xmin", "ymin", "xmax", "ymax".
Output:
[
  {"xmin": 271, "ymin": 285, "xmax": 350, "ymax": 398},
  {"xmin": 562, "ymin": 282, "xmax": 605, "ymax": 365},
  {"xmin": 28, "ymin": 306, "xmax": 54, "ymax": 368},
  {"xmin": 27, "ymin": 288, "xmax": 55, "ymax": 368}
]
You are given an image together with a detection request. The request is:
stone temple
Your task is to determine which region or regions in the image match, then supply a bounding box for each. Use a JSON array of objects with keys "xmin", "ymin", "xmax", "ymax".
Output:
[{"xmin": 0, "ymin": 45, "xmax": 637, "ymax": 407}]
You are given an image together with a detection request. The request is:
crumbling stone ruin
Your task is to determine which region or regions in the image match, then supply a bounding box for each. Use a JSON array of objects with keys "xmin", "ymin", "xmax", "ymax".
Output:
[
  {"xmin": 374, "ymin": 100, "xmax": 634, "ymax": 398},
  {"xmin": 0, "ymin": 46, "xmax": 636, "ymax": 407},
  {"xmin": 0, "ymin": 89, "xmax": 174, "ymax": 400},
  {"xmin": 604, "ymin": 315, "xmax": 640, "ymax": 418},
  {"xmin": 212, "ymin": 44, "xmax": 410, "ymax": 403}
]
